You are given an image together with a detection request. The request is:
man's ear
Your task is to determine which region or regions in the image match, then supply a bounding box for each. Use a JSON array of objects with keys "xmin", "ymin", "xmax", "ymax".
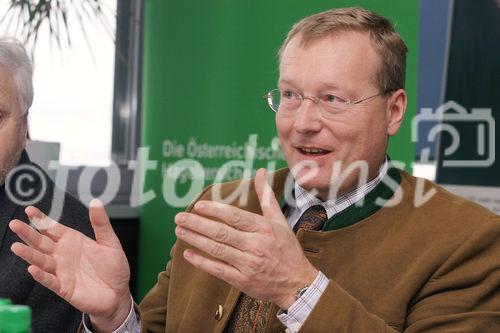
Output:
[{"xmin": 386, "ymin": 89, "xmax": 407, "ymax": 136}]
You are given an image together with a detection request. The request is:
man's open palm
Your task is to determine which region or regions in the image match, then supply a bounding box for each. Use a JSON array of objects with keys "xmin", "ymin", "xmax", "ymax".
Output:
[{"xmin": 9, "ymin": 199, "xmax": 131, "ymax": 321}]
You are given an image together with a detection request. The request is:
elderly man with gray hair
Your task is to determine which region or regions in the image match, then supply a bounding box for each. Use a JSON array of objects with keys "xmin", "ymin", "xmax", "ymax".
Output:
[{"xmin": 0, "ymin": 38, "xmax": 93, "ymax": 332}]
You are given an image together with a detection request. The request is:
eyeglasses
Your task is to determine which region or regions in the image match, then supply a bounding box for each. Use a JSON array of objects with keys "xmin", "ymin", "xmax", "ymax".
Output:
[{"xmin": 264, "ymin": 88, "xmax": 393, "ymax": 118}]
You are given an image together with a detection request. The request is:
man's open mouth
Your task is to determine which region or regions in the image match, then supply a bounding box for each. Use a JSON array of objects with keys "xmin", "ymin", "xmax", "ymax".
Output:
[{"xmin": 298, "ymin": 147, "xmax": 331, "ymax": 156}]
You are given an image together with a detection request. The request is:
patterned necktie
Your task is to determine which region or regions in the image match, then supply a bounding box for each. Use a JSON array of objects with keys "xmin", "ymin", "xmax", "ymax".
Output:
[
  {"xmin": 293, "ymin": 204, "xmax": 328, "ymax": 233},
  {"xmin": 224, "ymin": 205, "xmax": 328, "ymax": 333}
]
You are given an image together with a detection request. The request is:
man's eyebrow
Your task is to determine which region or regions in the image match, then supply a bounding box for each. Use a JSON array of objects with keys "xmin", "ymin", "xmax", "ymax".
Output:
[
  {"xmin": 278, "ymin": 79, "xmax": 342, "ymax": 91},
  {"xmin": 277, "ymin": 78, "xmax": 294, "ymax": 86},
  {"xmin": 319, "ymin": 82, "xmax": 343, "ymax": 91}
]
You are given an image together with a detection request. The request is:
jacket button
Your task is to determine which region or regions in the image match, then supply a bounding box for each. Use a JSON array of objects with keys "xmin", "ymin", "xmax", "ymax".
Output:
[{"xmin": 215, "ymin": 304, "xmax": 224, "ymax": 320}]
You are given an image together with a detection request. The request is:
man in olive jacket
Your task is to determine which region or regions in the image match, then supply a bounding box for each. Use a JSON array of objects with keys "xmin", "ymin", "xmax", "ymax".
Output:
[{"xmin": 8, "ymin": 7, "xmax": 500, "ymax": 333}]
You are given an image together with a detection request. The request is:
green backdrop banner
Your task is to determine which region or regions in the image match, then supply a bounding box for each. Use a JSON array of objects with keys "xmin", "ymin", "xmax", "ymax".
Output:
[{"xmin": 138, "ymin": 0, "xmax": 418, "ymax": 299}]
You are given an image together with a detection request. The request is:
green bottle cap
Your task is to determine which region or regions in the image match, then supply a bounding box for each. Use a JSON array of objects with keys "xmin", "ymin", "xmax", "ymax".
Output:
[
  {"xmin": 0, "ymin": 305, "xmax": 31, "ymax": 332},
  {"xmin": 0, "ymin": 299, "xmax": 12, "ymax": 306}
]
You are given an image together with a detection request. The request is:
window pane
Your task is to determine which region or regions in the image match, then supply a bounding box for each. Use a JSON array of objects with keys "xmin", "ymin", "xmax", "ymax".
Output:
[{"xmin": 0, "ymin": 0, "xmax": 117, "ymax": 166}]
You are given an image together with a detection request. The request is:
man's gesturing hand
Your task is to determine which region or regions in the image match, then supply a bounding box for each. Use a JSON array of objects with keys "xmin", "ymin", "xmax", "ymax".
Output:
[
  {"xmin": 9, "ymin": 199, "xmax": 131, "ymax": 332},
  {"xmin": 174, "ymin": 168, "xmax": 318, "ymax": 310}
]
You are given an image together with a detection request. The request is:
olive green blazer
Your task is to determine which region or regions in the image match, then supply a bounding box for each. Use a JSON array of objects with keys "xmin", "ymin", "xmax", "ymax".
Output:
[{"xmin": 138, "ymin": 168, "xmax": 500, "ymax": 332}]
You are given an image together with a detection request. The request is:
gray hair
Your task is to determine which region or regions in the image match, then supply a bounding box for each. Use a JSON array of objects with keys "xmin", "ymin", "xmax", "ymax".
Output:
[{"xmin": 0, "ymin": 37, "xmax": 34, "ymax": 114}]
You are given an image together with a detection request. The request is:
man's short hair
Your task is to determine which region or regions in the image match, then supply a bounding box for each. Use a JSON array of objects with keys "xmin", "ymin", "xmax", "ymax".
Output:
[
  {"xmin": 0, "ymin": 38, "xmax": 34, "ymax": 114},
  {"xmin": 279, "ymin": 7, "xmax": 408, "ymax": 92}
]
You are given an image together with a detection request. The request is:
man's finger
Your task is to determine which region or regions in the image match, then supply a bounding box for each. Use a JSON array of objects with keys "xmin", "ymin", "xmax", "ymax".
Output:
[
  {"xmin": 175, "ymin": 212, "xmax": 250, "ymax": 250},
  {"xmin": 193, "ymin": 201, "xmax": 260, "ymax": 232},
  {"xmin": 254, "ymin": 168, "xmax": 285, "ymax": 222},
  {"xmin": 25, "ymin": 206, "xmax": 65, "ymax": 241},
  {"xmin": 9, "ymin": 220, "xmax": 55, "ymax": 254},
  {"xmin": 11, "ymin": 242, "xmax": 57, "ymax": 274},
  {"xmin": 89, "ymin": 199, "xmax": 120, "ymax": 248},
  {"xmin": 182, "ymin": 249, "xmax": 246, "ymax": 287},
  {"xmin": 89, "ymin": 199, "xmax": 119, "ymax": 247},
  {"xmin": 175, "ymin": 225, "xmax": 249, "ymax": 265},
  {"xmin": 27, "ymin": 265, "xmax": 61, "ymax": 296}
]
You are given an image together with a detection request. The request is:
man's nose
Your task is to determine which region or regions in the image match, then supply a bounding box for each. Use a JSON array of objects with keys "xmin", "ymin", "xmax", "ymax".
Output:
[{"xmin": 293, "ymin": 98, "xmax": 323, "ymax": 133}]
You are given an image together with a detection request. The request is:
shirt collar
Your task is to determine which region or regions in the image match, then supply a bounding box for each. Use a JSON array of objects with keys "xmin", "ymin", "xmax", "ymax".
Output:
[{"xmin": 290, "ymin": 158, "xmax": 389, "ymax": 222}]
